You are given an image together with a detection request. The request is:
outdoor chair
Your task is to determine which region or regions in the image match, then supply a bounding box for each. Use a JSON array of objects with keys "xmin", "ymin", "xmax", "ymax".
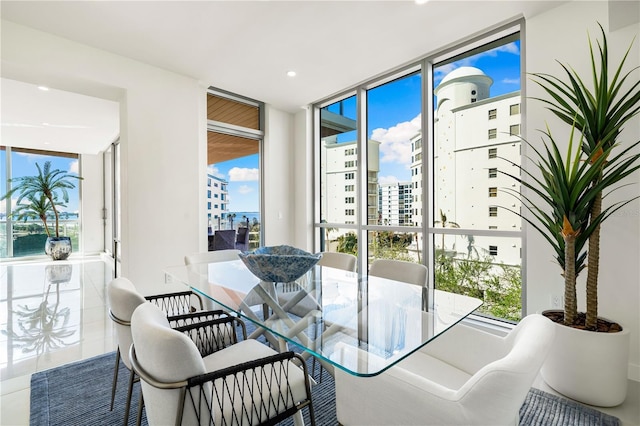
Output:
[
  {"xmin": 212, "ymin": 230, "xmax": 236, "ymax": 251},
  {"xmin": 335, "ymin": 314, "xmax": 555, "ymax": 425},
  {"xmin": 235, "ymin": 226, "xmax": 250, "ymax": 251},
  {"xmin": 130, "ymin": 302, "xmax": 316, "ymax": 426}
]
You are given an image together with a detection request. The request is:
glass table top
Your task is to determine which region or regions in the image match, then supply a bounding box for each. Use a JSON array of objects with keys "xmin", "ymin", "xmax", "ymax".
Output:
[{"xmin": 164, "ymin": 259, "xmax": 482, "ymax": 377}]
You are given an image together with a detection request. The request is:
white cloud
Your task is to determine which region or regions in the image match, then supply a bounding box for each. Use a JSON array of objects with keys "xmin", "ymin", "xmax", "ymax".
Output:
[
  {"xmin": 370, "ymin": 114, "xmax": 421, "ymax": 165},
  {"xmin": 502, "ymin": 78, "xmax": 520, "ymax": 85},
  {"xmin": 69, "ymin": 160, "xmax": 79, "ymax": 174},
  {"xmin": 207, "ymin": 165, "xmax": 225, "ymax": 179},
  {"xmin": 238, "ymin": 185, "xmax": 253, "ymax": 195},
  {"xmin": 229, "ymin": 167, "xmax": 259, "ymax": 182},
  {"xmin": 379, "ymin": 175, "xmax": 400, "ymax": 185}
]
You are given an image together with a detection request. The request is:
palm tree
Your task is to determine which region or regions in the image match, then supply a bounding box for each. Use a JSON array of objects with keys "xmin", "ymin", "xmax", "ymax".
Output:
[
  {"xmin": 10, "ymin": 193, "xmax": 61, "ymax": 237},
  {"xmin": 434, "ymin": 209, "xmax": 460, "ymax": 252},
  {"xmin": 3, "ymin": 161, "xmax": 81, "ymax": 238},
  {"xmin": 530, "ymin": 24, "xmax": 640, "ymax": 329},
  {"xmin": 500, "ymin": 125, "xmax": 637, "ymax": 325}
]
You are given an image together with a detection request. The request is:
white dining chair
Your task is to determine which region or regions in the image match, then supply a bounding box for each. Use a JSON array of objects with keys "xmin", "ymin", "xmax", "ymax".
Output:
[
  {"xmin": 317, "ymin": 251, "xmax": 357, "ymax": 272},
  {"xmin": 368, "ymin": 258, "xmax": 427, "ymax": 287},
  {"xmin": 184, "ymin": 249, "xmax": 241, "ymax": 265},
  {"xmin": 335, "ymin": 313, "xmax": 555, "ymax": 425},
  {"xmin": 107, "ymin": 277, "xmax": 225, "ymax": 425},
  {"xmin": 130, "ymin": 302, "xmax": 316, "ymax": 426}
]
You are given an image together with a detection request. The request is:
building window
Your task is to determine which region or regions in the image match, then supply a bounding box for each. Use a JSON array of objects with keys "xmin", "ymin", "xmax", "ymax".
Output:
[
  {"xmin": 207, "ymin": 190, "xmax": 211, "ymax": 198},
  {"xmin": 345, "ymin": 209, "xmax": 355, "ymax": 216},
  {"xmin": 510, "ymin": 103, "xmax": 520, "ymax": 115},
  {"xmin": 488, "ymin": 109, "xmax": 497, "ymax": 120},
  {"xmin": 489, "ymin": 187, "xmax": 497, "ymax": 197},
  {"xmin": 345, "ymin": 172, "xmax": 355, "ymax": 180},
  {"xmin": 207, "ymin": 202, "xmax": 211, "ymax": 209},
  {"xmin": 489, "ymin": 225, "xmax": 498, "ymax": 230},
  {"xmin": 489, "ymin": 206, "xmax": 498, "ymax": 217},
  {"xmin": 345, "ymin": 197, "xmax": 355, "ymax": 203},
  {"xmin": 488, "ymin": 168, "xmax": 497, "ymax": 178},
  {"xmin": 471, "ymin": 98, "xmax": 477, "ymax": 103},
  {"xmin": 510, "ymin": 124, "xmax": 520, "ymax": 136},
  {"xmin": 489, "ymin": 245, "xmax": 498, "ymax": 256},
  {"xmin": 488, "ymin": 147, "xmax": 497, "ymax": 159},
  {"xmin": 345, "ymin": 160, "xmax": 355, "ymax": 168},
  {"xmin": 345, "ymin": 185, "xmax": 355, "ymax": 192},
  {"xmin": 488, "ymin": 128, "xmax": 497, "ymax": 139}
]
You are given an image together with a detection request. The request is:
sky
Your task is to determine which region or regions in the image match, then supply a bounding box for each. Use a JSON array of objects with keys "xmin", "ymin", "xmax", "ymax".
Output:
[
  {"xmin": 3, "ymin": 38, "xmax": 520, "ymax": 219},
  {"xmin": 208, "ymin": 153, "xmax": 260, "ymax": 212},
  {"xmin": 1, "ymin": 150, "xmax": 80, "ymax": 216}
]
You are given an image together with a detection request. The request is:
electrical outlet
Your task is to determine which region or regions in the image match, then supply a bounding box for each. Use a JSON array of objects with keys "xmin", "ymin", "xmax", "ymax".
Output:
[{"xmin": 551, "ymin": 294, "xmax": 563, "ymax": 308}]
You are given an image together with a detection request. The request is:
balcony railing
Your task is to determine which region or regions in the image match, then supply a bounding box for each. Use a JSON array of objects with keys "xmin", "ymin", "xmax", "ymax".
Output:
[{"xmin": 0, "ymin": 219, "xmax": 80, "ymax": 259}]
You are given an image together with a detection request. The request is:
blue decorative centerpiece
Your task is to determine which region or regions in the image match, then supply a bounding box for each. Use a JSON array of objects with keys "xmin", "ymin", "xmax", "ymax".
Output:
[{"xmin": 238, "ymin": 245, "xmax": 322, "ymax": 283}]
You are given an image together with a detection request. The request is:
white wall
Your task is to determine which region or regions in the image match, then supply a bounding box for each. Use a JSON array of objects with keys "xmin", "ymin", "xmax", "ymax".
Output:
[
  {"xmin": 526, "ymin": 1, "xmax": 640, "ymax": 380},
  {"xmin": 293, "ymin": 108, "xmax": 315, "ymax": 252},
  {"xmin": 263, "ymin": 105, "xmax": 294, "ymax": 246},
  {"xmin": 1, "ymin": 21, "xmax": 205, "ymax": 295},
  {"xmin": 80, "ymin": 153, "xmax": 104, "ymax": 254}
]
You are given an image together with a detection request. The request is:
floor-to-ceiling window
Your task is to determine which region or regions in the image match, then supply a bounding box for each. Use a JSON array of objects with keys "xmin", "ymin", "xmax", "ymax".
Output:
[
  {"xmin": 315, "ymin": 23, "xmax": 523, "ymax": 322},
  {"xmin": 1, "ymin": 148, "xmax": 81, "ymax": 259},
  {"xmin": 206, "ymin": 89, "xmax": 264, "ymax": 250}
]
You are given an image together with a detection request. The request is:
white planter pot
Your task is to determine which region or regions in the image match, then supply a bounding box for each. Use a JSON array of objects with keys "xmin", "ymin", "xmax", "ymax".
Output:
[{"xmin": 540, "ymin": 310, "xmax": 630, "ymax": 407}]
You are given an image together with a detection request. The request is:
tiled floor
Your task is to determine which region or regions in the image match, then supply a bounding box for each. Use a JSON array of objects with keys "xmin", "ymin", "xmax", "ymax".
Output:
[
  {"xmin": 0, "ymin": 257, "xmax": 638, "ymax": 425},
  {"xmin": 1, "ymin": 256, "xmax": 117, "ymax": 426}
]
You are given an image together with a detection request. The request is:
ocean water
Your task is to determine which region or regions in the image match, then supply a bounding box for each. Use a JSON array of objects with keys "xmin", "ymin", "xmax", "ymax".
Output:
[{"xmin": 230, "ymin": 212, "xmax": 260, "ymax": 224}]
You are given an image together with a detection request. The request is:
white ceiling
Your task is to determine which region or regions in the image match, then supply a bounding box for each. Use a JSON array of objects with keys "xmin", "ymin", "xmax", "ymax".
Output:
[{"xmin": 0, "ymin": 0, "xmax": 566, "ymax": 154}]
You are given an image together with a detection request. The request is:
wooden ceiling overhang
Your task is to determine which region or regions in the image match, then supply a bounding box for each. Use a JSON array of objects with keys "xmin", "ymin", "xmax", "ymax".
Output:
[{"xmin": 207, "ymin": 92, "xmax": 262, "ymax": 165}]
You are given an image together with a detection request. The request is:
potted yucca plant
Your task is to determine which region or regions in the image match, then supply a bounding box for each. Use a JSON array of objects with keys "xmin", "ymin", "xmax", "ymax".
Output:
[
  {"xmin": 2, "ymin": 161, "xmax": 82, "ymax": 260},
  {"xmin": 500, "ymin": 23, "xmax": 640, "ymax": 407}
]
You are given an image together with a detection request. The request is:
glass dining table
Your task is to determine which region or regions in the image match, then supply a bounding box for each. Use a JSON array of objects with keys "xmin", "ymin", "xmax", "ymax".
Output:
[{"xmin": 164, "ymin": 259, "xmax": 482, "ymax": 377}]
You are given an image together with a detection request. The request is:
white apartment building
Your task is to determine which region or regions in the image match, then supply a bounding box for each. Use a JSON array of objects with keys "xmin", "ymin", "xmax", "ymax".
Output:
[
  {"xmin": 321, "ymin": 137, "xmax": 380, "ymax": 228},
  {"xmin": 379, "ymin": 182, "xmax": 413, "ymax": 226},
  {"xmin": 413, "ymin": 66, "xmax": 522, "ymax": 265},
  {"xmin": 207, "ymin": 174, "xmax": 230, "ymax": 231}
]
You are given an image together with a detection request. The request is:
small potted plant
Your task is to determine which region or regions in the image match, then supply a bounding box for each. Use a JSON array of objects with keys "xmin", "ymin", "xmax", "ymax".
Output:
[
  {"xmin": 499, "ymin": 24, "xmax": 640, "ymax": 406},
  {"xmin": 2, "ymin": 161, "xmax": 82, "ymax": 260}
]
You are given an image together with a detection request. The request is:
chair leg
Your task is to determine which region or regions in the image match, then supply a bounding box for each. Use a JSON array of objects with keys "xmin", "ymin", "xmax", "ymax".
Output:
[
  {"xmin": 135, "ymin": 390, "xmax": 144, "ymax": 426},
  {"xmin": 123, "ymin": 368, "xmax": 136, "ymax": 426},
  {"xmin": 110, "ymin": 348, "xmax": 121, "ymax": 411}
]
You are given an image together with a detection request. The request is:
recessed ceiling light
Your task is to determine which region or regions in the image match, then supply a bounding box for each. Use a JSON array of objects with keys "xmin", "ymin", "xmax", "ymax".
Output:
[
  {"xmin": 287, "ymin": 71, "xmax": 297, "ymax": 77},
  {"xmin": 37, "ymin": 86, "xmax": 50, "ymax": 91}
]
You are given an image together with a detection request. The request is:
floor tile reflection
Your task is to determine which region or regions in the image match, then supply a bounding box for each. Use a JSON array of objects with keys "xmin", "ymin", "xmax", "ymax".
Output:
[{"xmin": 1, "ymin": 256, "xmax": 115, "ymax": 426}]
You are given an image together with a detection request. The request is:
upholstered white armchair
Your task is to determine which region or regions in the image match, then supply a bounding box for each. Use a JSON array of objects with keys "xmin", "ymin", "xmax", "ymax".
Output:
[
  {"xmin": 130, "ymin": 302, "xmax": 316, "ymax": 426},
  {"xmin": 107, "ymin": 277, "xmax": 225, "ymax": 425},
  {"xmin": 335, "ymin": 314, "xmax": 555, "ymax": 425}
]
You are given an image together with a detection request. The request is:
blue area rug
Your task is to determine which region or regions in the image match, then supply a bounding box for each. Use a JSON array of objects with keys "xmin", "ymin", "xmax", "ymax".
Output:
[{"xmin": 31, "ymin": 351, "xmax": 621, "ymax": 425}]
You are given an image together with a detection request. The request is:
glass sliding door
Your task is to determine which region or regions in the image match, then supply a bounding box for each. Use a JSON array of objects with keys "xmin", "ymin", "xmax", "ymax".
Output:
[
  {"xmin": 207, "ymin": 89, "xmax": 264, "ymax": 250},
  {"xmin": 1, "ymin": 148, "xmax": 81, "ymax": 259}
]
